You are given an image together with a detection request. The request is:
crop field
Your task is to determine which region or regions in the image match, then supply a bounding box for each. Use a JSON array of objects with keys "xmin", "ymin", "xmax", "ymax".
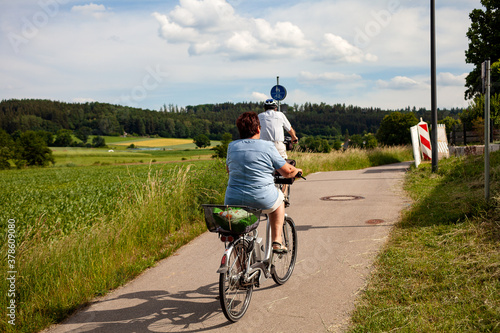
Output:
[
  {"xmin": 0, "ymin": 162, "xmax": 195, "ymax": 242},
  {"xmin": 51, "ymin": 147, "xmax": 215, "ymax": 166},
  {"xmin": 113, "ymin": 138, "xmax": 194, "ymax": 147}
]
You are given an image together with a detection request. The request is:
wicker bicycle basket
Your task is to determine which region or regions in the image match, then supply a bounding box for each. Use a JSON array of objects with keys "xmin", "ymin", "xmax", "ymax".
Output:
[{"xmin": 202, "ymin": 204, "xmax": 261, "ymax": 234}]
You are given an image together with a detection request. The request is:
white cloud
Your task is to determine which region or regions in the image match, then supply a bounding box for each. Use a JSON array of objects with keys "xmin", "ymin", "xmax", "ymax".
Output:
[
  {"xmin": 71, "ymin": 3, "xmax": 108, "ymax": 19},
  {"xmin": 169, "ymin": 0, "xmax": 237, "ymax": 30},
  {"xmin": 152, "ymin": 12, "xmax": 200, "ymax": 43},
  {"xmin": 438, "ymin": 72, "xmax": 467, "ymax": 86},
  {"xmin": 254, "ymin": 19, "xmax": 310, "ymax": 48},
  {"xmin": 319, "ymin": 33, "xmax": 378, "ymax": 63},
  {"xmin": 225, "ymin": 31, "xmax": 260, "ymax": 55},
  {"xmin": 153, "ymin": 0, "xmax": 321, "ymax": 61},
  {"xmin": 251, "ymin": 91, "xmax": 268, "ymax": 101},
  {"xmin": 376, "ymin": 76, "xmax": 425, "ymax": 90},
  {"xmin": 298, "ymin": 71, "xmax": 362, "ymax": 85}
]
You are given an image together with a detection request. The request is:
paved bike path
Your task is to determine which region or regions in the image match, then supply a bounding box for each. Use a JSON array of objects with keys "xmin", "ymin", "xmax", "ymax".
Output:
[{"xmin": 44, "ymin": 162, "xmax": 412, "ymax": 333}]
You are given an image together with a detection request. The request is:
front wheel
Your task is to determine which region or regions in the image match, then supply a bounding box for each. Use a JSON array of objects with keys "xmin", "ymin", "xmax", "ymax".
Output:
[
  {"xmin": 272, "ymin": 216, "xmax": 297, "ymax": 285},
  {"xmin": 219, "ymin": 239, "xmax": 253, "ymax": 322}
]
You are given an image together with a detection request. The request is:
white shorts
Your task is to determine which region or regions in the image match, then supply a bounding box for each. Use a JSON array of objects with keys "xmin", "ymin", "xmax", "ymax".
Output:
[
  {"xmin": 262, "ymin": 190, "xmax": 284, "ymax": 214},
  {"xmin": 273, "ymin": 141, "xmax": 287, "ymax": 159}
]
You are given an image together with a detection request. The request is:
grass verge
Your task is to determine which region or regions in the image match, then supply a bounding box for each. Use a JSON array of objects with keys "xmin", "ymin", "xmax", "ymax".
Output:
[{"xmin": 348, "ymin": 151, "xmax": 500, "ymax": 332}]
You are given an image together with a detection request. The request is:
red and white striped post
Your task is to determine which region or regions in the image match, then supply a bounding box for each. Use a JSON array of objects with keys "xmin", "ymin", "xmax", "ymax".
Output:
[{"xmin": 417, "ymin": 118, "xmax": 432, "ymax": 160}]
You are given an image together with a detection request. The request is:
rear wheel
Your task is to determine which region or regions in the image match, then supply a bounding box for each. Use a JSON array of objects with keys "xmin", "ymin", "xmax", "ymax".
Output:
[
  {"xmin": 219, "ymin": 239, "xmax": 253, "ymax": 322},
  {"xmin": 272, "ymin": 216, "xmax": 297, "ymax": 285}
]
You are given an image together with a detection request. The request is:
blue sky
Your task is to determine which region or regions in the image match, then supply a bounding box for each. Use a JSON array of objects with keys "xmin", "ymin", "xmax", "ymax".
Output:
[{"xmin": 0, "ymin": 0, "xmax": 480, "ymax": 111}]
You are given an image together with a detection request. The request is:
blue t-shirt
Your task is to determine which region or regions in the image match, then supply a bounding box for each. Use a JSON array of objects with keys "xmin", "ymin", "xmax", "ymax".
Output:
[{"xmin": 225, "ymin": 139, "xmax": 286, "ymax": 210}]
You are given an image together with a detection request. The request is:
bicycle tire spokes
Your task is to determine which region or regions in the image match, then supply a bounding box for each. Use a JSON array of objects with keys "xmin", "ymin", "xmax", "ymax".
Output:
[
  {"xmin": 271, "ymin": 216, "xmax": 297, "ymax": 285},
  {"xmin": 219, "ymin": 240, "xmax": 253, "ymax": 322}
]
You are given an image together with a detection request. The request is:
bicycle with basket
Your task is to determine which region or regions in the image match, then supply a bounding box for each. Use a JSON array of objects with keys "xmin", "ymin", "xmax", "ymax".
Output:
[{"xmin": 202, "ymin": 169, "xmax": 305, "ymax": 322}]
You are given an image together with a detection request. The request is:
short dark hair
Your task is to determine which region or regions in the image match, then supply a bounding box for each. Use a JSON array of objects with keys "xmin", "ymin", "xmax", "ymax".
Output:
[
  {"xmin": 236, "ymin": 112, "xmax": 260, "ymax": 139},
  {"xmin": 264, "ymin": 104, "xmax": 277, "ymax": 110}
]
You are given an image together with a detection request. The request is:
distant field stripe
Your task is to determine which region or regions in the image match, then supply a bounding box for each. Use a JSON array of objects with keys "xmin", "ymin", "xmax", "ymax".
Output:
[{"xmin": 114, "ymin": 138, "xmax": 193, "ymax": 147}]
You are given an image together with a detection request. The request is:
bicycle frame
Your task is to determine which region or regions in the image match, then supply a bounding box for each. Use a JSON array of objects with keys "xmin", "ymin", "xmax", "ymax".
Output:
[{"xmin": 216, "ymin": 214, "xmax": 277, "ymax": 284}]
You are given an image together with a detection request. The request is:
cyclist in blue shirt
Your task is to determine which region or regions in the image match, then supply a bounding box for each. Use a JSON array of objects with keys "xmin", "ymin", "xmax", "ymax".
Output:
[{"xmin": 225, "ymin": 112, "xmax": 302, "ymax": 252}]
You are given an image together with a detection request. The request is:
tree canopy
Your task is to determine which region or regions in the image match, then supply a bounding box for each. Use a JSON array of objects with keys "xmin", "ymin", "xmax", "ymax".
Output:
[
  {"xmin": 376, "ymin": 112, "xmax": 419, "ymax": 146},
  {"xmin": 465, "ymin": 0, "xmax": 500, "ymax": 99}
]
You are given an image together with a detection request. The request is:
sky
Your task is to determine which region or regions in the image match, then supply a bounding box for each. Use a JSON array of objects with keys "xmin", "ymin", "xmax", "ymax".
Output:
[{"xmin": 0, "ymin": 0, "xmax": 482, "ymax": 111}]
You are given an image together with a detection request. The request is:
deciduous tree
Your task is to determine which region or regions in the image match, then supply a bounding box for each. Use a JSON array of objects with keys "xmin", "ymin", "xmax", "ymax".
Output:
[
  {"xmin": 465, "ymin": 0, "xmax": 500, "ymax": 99},
  {"xmin": 376, "ymin": 112, "xmax": 418, "ymax": 146},
  {"xmin": 14, "ymin": 130, "xmax": 55, "ymax": 167},
  {"xmin": 193, "ymin": 134, "xmax": 211, "ymax": 148}
]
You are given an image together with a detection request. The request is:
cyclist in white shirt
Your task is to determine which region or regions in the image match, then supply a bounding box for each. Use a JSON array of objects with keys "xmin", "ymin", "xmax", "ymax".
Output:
[{"xmin": 258, "ymin": 99, "xmax": 298, "ymax": 159}]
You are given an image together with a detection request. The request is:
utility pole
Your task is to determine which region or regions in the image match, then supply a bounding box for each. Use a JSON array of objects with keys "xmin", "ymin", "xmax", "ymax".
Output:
[
  {"xmin": 483, "ymin": 60, "xmax": 491, "ymax": 201},
  {"xmin": 430, "ymin": 0, "xmax": 438, "ymax": 172}
]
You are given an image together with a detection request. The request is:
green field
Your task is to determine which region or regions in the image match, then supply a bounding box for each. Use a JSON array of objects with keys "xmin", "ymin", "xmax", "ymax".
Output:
[{"xmin": 51, "ymin": 136, "xmax": 221, "ymax": 166}]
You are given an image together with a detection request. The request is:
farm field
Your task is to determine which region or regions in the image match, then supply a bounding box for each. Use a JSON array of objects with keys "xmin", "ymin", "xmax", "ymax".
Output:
[
  {"xmin": 0, "ymin": 160, "xmax": 215, "ymax": 243},
  {"xmin": 52, "ymin": 136, "xmax": 221, "ymax": 166},
  {"xmin": 112, "ymin": 137, "xmax": 194, "ymax": 148},
  {"xmin": 104, "ymin": 136, "xmax": 220, "ymax": 150}
]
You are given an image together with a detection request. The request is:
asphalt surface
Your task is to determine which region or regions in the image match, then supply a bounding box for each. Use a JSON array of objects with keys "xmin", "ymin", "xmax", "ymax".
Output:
[{"xmin": 44, "ymin": 162, "xmax": 412, "ymax": 333}]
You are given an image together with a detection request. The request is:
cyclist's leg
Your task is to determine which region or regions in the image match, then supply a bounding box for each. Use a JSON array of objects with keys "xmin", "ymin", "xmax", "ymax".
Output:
[
  {"xmin": 282, "ymin": 183, "xmax": 289, "ymax": 203},
  {"xmin": 269, "ymin": 202, "xmax": 285, "ymax": 247}
]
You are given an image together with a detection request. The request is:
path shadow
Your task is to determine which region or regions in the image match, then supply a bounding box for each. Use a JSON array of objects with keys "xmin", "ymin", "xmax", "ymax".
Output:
[
  {"xmin": 64, "ymin": 283, "xmax": 233, "ymax": 333},
  {"xmin": 295, "ymin": 224, "xmax": 391, "ymax": 232},
  {"xmin": 363, "ymin": 167, "xmax": 409, "ymax": 174}
]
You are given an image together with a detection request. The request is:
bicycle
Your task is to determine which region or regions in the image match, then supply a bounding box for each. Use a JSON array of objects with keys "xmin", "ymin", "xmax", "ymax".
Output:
[{"xmin": 202, "ymin": 171, "xmax": 305, "ymax": 322}]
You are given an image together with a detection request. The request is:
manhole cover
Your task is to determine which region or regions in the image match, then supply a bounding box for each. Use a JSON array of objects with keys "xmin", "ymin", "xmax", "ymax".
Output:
[
  {"xmin": 320, "ymin": 195, "xmax": 364, "ymax": 201},
  {"xmin": 366, "ymin": 219, "xmax": 385, "ymax": 225}
]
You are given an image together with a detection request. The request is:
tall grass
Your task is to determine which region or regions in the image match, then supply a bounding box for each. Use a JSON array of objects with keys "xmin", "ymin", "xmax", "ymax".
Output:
[
  {"xmin": 0, "ymin": 160, "xmax": 227, "ymax": 333},
  {"xmin": 289, "ymin": 145, "xmax": 413, "ymax": 174}
]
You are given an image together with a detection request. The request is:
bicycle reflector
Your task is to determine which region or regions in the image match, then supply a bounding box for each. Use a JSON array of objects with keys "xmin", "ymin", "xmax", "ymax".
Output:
[
  {"xmin": 220, "ymin": 235, "xmax": 234, "ymax": 243},
  {"xmin": 221, "ymin": 254, "xmax": 227, "ymax": 266}
]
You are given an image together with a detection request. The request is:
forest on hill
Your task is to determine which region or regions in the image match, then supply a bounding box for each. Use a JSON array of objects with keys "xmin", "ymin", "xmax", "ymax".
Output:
[{"xmin": 0, "ymin": 99, "xmax": 463, "ymax": 140}]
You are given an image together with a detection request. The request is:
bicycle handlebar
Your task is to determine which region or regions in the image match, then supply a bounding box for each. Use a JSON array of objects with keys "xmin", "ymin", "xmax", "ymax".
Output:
[{"xmin": 296, "ymin": 172, "xmax": 306, "ymax": 180}]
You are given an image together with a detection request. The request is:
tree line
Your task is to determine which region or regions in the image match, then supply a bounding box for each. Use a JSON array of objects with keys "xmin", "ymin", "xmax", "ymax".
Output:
[{"xmin": 0, "ymin": 99, "xmax": 465, "ymax": 141}]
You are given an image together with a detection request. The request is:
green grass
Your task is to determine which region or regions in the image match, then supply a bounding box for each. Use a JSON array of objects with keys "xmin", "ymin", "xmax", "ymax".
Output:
[{"xmin": 348, "ymin": 151, "xmax": 500, "ymax": 332}]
